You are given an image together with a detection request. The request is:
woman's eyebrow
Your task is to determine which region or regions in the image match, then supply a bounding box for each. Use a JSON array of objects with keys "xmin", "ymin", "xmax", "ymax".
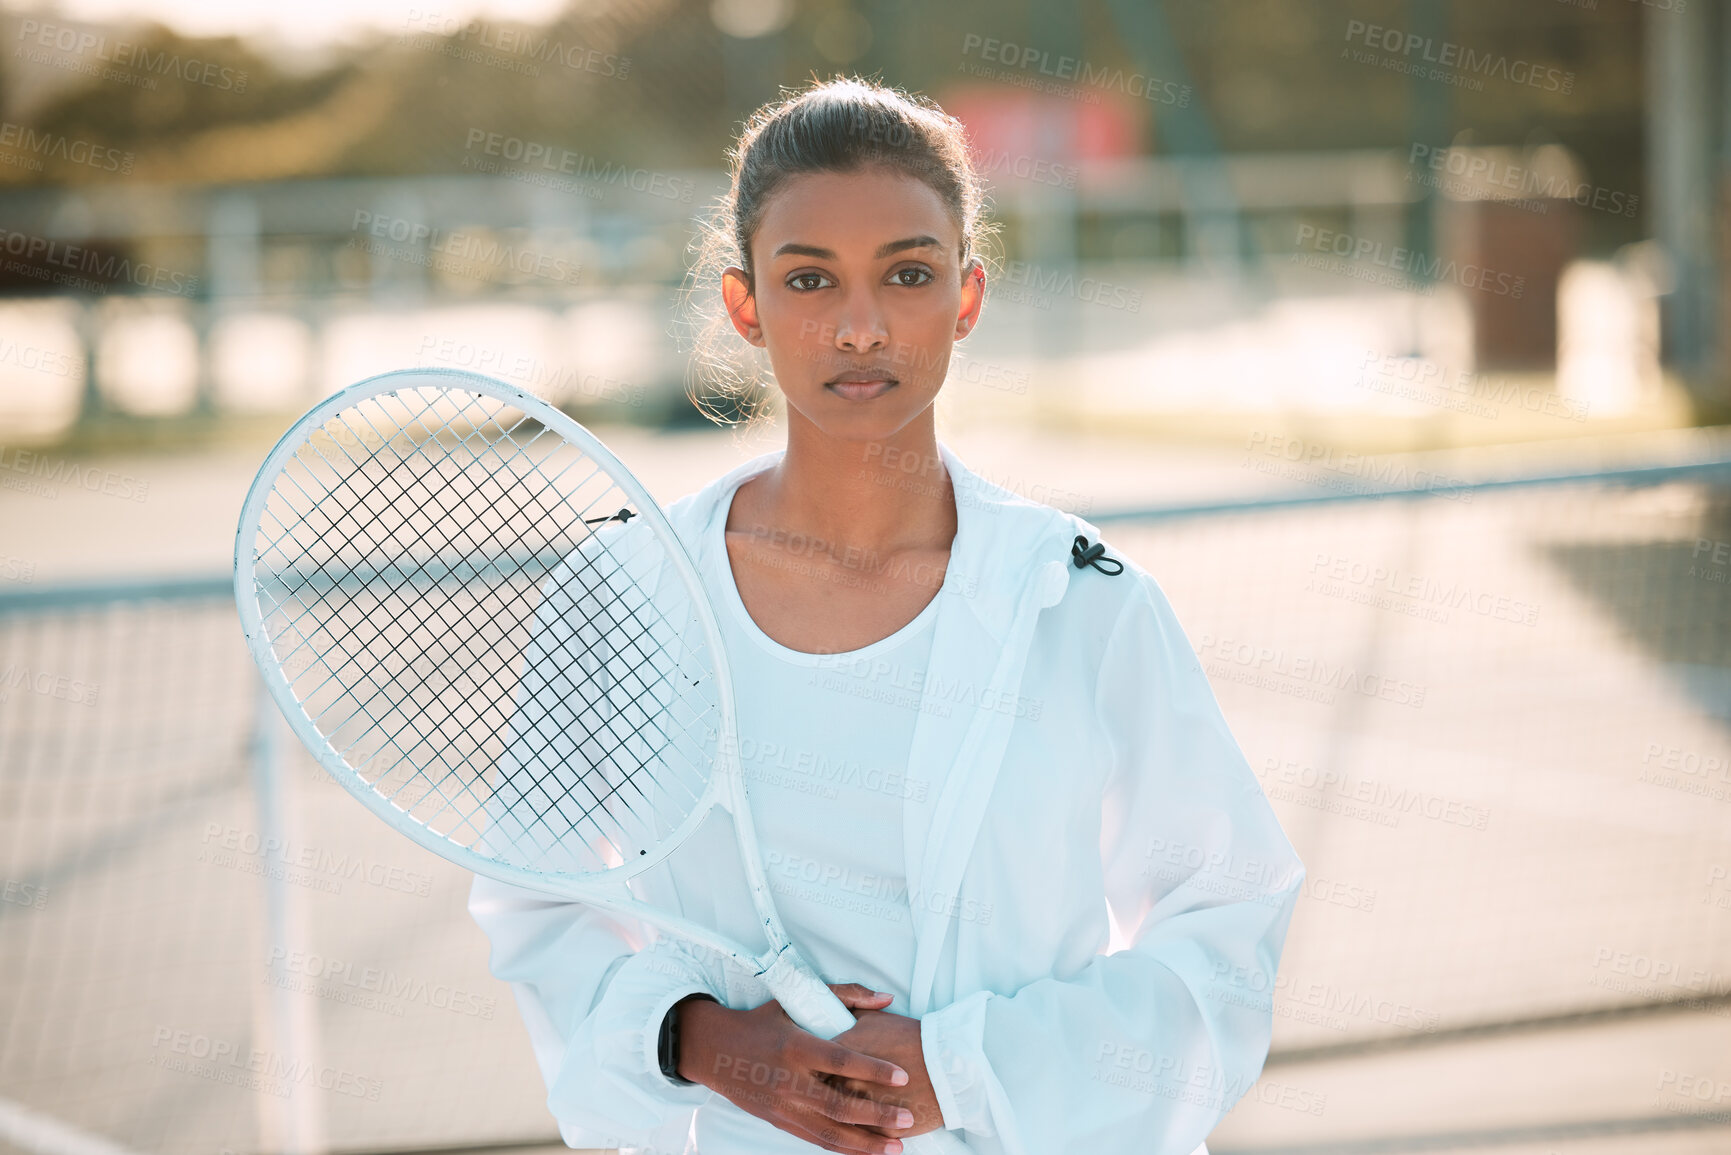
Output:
[{"xmin": 771, "ymin": 235, "xmax": 944, "ymax": 261}]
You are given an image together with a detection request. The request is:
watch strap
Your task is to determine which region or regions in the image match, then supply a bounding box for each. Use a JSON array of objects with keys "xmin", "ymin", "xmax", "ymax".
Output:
[{"xmin": 658, "ymin": 992, "xmax": 719, "ymax": 1086}]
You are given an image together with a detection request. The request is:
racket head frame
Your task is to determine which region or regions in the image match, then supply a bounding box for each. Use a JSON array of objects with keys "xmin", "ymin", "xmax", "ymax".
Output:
[{"xmin": 232, "ymin": 367, "xmax": 788, "ymax": 970}]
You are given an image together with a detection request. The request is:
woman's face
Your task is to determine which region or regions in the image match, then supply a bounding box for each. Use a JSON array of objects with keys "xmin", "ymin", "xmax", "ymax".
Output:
[{"xmin": 721, "ymin": 163, "xmax": 984, "ymax": 444}]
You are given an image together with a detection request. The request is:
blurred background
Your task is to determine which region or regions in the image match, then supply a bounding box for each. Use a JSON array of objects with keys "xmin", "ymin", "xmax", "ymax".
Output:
[{"xmin": 1, "ymin": 1, "xmax": 1729, "ymax": 1154}]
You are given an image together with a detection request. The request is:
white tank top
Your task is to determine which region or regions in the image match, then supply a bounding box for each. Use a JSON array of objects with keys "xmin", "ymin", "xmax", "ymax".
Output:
[{"xmin": 692, "ymin": 490, "xmax": 939, "ymax": 1153}]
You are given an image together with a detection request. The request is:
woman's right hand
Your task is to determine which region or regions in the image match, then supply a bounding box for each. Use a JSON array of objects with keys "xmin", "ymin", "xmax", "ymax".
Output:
[{"xmin": 676, "ymin": 983, "xmax": 918, "ymax": 1155}]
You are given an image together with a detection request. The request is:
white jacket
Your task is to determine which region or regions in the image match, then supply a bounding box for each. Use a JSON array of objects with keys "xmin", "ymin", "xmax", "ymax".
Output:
[{"xmin": 467, "ymin": 442, "xmax": 1305, "ymax": 1155}]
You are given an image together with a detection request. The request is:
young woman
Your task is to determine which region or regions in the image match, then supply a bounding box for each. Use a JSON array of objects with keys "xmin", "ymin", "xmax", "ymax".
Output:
[{"xmin": 468, "ymin": 76, "xmax": 1304, "ymax": 1155}]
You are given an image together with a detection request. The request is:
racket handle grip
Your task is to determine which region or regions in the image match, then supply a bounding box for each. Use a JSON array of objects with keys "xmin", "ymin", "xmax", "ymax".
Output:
[
  {"xmin": 759, "ymin": 945, "xmax": 857, "ymax": 1038},
  {"xmin": 758, "ymin": 949, "xmax": 975, "ymax": 1154}
]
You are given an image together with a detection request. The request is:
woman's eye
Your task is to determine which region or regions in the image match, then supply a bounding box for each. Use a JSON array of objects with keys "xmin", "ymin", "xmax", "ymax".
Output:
[
  {"xmin": 892, "ymin": 267, "xmax": 934, "ymax": 287},
  {"xmin": 788, "ymin": 272, "xmax": 832, "ymax": 291}
]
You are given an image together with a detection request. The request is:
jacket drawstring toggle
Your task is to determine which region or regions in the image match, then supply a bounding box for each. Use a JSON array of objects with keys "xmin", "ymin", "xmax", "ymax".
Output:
[{"xmin": 1070, "ymin": 535, "xmax": 1124, "ymax": 576}]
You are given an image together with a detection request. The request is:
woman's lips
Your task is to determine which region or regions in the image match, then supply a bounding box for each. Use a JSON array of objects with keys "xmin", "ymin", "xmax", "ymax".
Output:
[{"xmin": 826, "ymin": 378, "xmax": 896, "ymax": 401}]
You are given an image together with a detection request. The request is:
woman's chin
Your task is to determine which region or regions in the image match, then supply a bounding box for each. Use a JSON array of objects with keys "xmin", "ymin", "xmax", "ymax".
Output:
[{"xmin": 786, "ymin": 392, "xmax": 935, "ymax": 442}]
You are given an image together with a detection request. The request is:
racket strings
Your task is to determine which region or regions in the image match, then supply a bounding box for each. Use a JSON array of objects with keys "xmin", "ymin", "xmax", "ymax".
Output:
[
  {"xmin": 270, "ymin": 402, "xmax": 708, "ymax": 866},
  {"xmin": 248, "ymin": 385, "xmax": 721, "ymax": 875},
  {"xmin": 332, "ymin": 396, "xmax": 693, "ymax": 849},
  {"xmin": 460, "ymin": 546, "xmax": 701, "ymax": 854},
  {"xmin": 497, "ymin": 571, "xmax": 705, "ymax": 862},
  {"xmin": 259, "ymin": 409, "xmax": 560, "ymax": 759},
  {"xmin": 264, "ymin": 398, "xmax": 595, "ymax": 714},
  {"xmin": 258, "ymin": 401, "xmax": 541, "ymax": 781}
]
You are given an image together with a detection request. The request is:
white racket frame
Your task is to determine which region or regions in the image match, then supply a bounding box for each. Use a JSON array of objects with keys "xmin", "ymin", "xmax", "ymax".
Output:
[{"xmin": 235, "ymin": 370, "xmax": 973, "ymax": 1153}]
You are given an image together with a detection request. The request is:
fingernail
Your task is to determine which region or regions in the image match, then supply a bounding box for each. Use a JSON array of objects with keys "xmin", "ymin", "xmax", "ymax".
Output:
[
  {"xmin": 891, "ymin": 1068, "xmax": 909, "ymax": 1086},
  {"xmin": 895, "ymin": 1109, "xmax": 914, "ymax": 1128},
  {"xmin": 884, "ymin": 1143, "xmax": 902, "ymax": 1155}
]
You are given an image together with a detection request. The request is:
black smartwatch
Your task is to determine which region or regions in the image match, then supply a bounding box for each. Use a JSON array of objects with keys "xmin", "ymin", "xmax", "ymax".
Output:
[{"xmin": 658, "ymin": 993, "xmax": 719, "ymax": 1085}]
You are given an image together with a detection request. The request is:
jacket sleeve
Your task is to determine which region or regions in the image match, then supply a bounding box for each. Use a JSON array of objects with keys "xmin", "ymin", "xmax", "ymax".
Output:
[
  {"xmin": 468, "ymin": 873, "xmax": 729, "ymax": 1152},
  {"xmin": 918, "ymin": 569, "xmax": 1305, "ymax": 1155}
]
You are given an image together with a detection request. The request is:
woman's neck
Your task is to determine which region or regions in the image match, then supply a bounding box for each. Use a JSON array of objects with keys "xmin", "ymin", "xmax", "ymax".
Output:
[{"xmin": 737, "ymin": 409, "xmax": 957, "ymax": 554}]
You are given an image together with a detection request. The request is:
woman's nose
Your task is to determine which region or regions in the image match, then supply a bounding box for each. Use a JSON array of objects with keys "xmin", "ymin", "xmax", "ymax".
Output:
[{"xmin": 831, "ymin": 292, "xmax": 888, "ymax": 352}]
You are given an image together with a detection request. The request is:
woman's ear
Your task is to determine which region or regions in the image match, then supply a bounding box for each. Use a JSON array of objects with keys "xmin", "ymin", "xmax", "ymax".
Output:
[
  {"xmin": 955, "ymin": 257, "xmax": 985, "ymax": 339},
  {"xmin": 721, "ymin": 265, "xmax": 764, "ymax": 346}
]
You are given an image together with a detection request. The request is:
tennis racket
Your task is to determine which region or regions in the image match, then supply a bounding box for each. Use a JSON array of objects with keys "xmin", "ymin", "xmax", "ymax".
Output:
[{"xmin": 233, "ymin": 367, "xmax": 969, "ymax": 1154}]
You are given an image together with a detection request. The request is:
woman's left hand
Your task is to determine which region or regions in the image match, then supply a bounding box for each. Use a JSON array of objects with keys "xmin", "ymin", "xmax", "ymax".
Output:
[{"xmin": 824, "ymin": 991, "xmax": 945, "ymax": 1139}]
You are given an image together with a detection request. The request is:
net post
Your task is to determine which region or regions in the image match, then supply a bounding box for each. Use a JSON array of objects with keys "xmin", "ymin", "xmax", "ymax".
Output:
[{"xmin": 248, "ymin": 673, "xmax": 329, "ymax": 1155}]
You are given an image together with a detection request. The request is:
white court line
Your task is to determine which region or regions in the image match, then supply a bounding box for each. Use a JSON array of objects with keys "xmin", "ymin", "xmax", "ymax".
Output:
[{"xmin": 0, "ymin": 1097, "xmax": 144, "ymax": 1155}]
